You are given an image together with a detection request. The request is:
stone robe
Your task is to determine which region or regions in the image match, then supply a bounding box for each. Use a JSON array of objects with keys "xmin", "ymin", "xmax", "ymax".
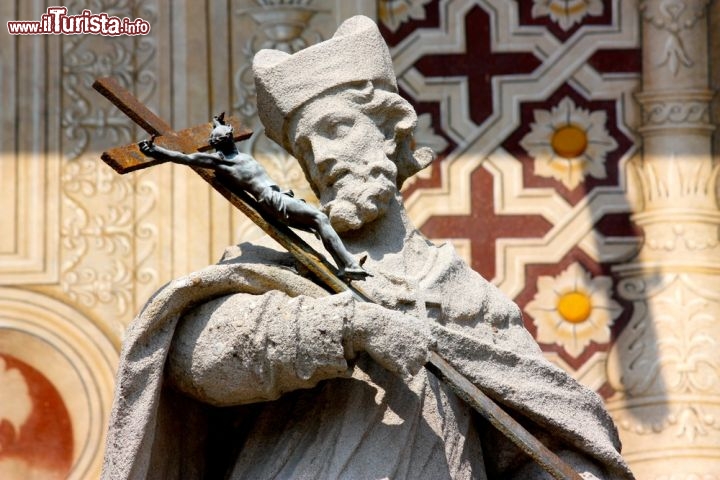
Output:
[{"xmin": 101, "ymin": 239, "xmax": 634, "ymax": 479}]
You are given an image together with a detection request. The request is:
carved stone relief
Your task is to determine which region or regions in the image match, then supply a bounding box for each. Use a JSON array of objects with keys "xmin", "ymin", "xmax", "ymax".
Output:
[
  {"xmin": 59, "ymin": 1, "xmax": 161, "ymax": 337},
  {"xmin": 639, "ymin": 0, "xmax": 711, "ymax": 76},
  {"xmin": 607, "ymin": 0, "xmax": 720, "ymax": 477}
]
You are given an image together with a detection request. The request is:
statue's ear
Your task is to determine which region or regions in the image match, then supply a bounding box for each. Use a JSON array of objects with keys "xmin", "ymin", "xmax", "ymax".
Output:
[{"xmin": 396, "ymin": 146, "xmax": 435, "ymax": 189}]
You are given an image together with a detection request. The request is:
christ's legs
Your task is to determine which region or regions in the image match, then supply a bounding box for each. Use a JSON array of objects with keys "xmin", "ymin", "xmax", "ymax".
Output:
[{"xmin": 282, "ymin": 198, "xmax": 369, "ymax": 280}]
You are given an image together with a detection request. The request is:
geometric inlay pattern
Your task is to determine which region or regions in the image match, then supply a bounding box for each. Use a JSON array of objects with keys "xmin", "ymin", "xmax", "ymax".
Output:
[{"xmin": 383, "ymin": 0, "xmax": 642, "ymax": 390}]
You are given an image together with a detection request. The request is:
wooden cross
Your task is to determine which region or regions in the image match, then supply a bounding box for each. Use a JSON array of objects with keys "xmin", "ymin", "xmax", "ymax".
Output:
[
  {"xmin": 93, "ymin": 77, "xmax": 582, "ymax": 480},
  {"xmin": 94, "ymin": 77, "xmax": 252, "ymax": 174}
]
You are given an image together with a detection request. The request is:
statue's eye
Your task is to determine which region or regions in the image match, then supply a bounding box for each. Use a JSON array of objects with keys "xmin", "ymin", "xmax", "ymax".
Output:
[{"xmin": 324, "ymin": 118, "xmax": 353, "ymax": 139}]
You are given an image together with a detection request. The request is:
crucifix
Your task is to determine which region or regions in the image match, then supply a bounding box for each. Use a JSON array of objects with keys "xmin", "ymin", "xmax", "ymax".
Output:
[
  {"xmin": 93, "ymin": 76, "xmax": 583, "ymax": 480},
  {"xmin": 92, "ymin": 76, "xmax": 354, "ymax": 295}
]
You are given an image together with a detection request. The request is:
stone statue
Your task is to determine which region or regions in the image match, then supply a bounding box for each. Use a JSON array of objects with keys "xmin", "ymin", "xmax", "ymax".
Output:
[
  {"xmin": 138, "ymin": 113, "xmax": 369, "ymax": 281},
  {"xmin": 102, "ymin": 16, "xmax": 635, "ymax": 480}
]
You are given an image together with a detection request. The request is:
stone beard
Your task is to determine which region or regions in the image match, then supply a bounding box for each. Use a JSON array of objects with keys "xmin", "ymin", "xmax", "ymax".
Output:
[{"xmin": 290, "ymin": 82, "xmax": 417, "ymax": 233}]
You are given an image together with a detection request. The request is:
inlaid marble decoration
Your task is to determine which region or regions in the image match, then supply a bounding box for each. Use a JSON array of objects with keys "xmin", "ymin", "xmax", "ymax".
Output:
[{"xmin": 380, "ymin": 0, "xmax": 641, "ymax": 391}]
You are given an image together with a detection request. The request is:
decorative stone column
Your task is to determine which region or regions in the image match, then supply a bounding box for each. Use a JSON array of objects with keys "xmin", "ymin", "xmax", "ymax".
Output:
[{"xmin": 606, "ymin": 1, "xmax": 720, "ymax": 478}]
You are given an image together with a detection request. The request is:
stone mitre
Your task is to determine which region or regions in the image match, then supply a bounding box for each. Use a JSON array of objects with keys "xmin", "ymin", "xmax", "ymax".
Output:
[{"xmin": 253, "ymin": 15, "xmax": 397, "ymax": 153}]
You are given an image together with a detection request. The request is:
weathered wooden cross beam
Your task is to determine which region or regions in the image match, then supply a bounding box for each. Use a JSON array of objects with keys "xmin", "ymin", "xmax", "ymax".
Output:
[
  {"xmin": 94, "ymin": 77, "xmax": 252, "ymax": 174},
  {"xmin": 93, "ymin": 77, "xmax": 582, "ymax": 480}
]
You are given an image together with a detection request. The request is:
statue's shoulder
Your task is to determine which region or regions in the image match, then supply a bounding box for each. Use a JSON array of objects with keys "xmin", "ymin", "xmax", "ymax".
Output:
[
  {"xmin": 216, "ymin": 240, "xmax": 329, "ymax": 298},
  {"xmin": 422, "ymin": 241, "xmax": 474, "ymax": 280},
  {"xmin": 219, "ymin": 241, "xmax": 296, "ymax": 268}
]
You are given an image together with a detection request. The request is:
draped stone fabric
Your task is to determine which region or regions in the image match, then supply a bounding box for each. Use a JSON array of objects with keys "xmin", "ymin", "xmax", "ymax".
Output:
[{"xmin": 101, "ymin": 239, "xmax": 634, "ymax": 479}]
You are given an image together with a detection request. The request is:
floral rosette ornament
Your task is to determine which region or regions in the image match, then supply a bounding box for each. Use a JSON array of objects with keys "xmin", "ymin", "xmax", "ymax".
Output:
[
  {"xmin": 526, "ymin": 262, "xmax": 622, "ymax": 358},
  {"xmin": 531, "ymin": 0, "xmax": 604, "ymax": 31},
  {"xmin": 379, "ymin": 0, "xmax": 433, "ymax": 32},
  {"xmin": 520, "ymin": 97, "xmax": 618, "ymax": 189}
]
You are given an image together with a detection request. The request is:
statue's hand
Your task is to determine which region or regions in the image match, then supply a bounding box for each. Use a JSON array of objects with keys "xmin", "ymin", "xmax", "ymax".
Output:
[
  {"xmin": 350, "ymin": 302, "xmax": 435, "ymax": 379},
  {"xmin": 138, "ymin": 139, "xmax": 157, "ymax": 157}
]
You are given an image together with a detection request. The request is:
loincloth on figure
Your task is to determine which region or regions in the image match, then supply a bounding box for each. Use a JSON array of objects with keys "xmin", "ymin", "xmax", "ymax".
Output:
[{"xmin": 257, "ymin": 185, "xmax": 301, "ymax": 221}]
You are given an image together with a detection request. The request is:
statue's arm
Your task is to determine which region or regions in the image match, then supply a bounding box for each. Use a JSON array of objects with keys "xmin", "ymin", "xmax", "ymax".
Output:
[
  {"xmin": 167, "ymin": 290, "xmax": 433, "ymax": 406},
  {"xmin": 138, "ymin": 140, "xmax": 226, "ymax": 169}
]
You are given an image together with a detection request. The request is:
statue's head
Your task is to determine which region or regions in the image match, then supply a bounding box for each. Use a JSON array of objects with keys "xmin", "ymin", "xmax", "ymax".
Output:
[
  {"xmin": 253, "ymin": 16, "xmax": 433, "ymax": 232},
  {"xmin": 209, "ymin": 112, "xmax": 234, "ymax": 148}
]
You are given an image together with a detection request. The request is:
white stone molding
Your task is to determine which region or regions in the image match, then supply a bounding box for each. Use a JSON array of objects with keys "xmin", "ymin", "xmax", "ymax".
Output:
[{"xmin": 0, "ymin": 0, "xmax": 61, "ymax": 285}]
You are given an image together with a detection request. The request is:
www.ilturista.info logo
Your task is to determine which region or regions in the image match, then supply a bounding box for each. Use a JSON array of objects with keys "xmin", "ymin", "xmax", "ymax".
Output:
[{"xmin": 7, "ymin": 6, "xmax": 151, "ymax": 36}]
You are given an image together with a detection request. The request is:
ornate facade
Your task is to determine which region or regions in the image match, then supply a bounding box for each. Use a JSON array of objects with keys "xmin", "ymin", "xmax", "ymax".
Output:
[{"xmin": 0, "ymin": 1, "xmax": 718, "ymax": 478}]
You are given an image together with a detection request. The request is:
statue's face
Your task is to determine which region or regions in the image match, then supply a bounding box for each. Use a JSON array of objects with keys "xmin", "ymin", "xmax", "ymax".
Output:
[{"xmin": 292, "ymin": 95, "xmax": 398, "ymax": 233}]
